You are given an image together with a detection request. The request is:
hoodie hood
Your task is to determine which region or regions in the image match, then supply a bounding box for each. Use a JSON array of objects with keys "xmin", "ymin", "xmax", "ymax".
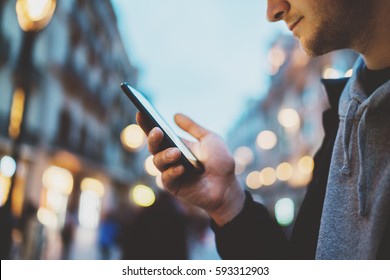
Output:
[
  {"xmin": 340, "ymin": 57, "xmax": 390, "ymax": 216},
  {"xmin": 316, "ymin": 56, "xmax": 390, "ymax": 259}
]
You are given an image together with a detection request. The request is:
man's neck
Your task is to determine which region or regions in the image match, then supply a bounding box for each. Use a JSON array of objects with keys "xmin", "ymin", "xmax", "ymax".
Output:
[
  {"xmin": 362, "ymin": 38, "xmax": 390, "ymax": 70},
  {"xmin": 359, "ymin": 1, "xmax": 390, "ymax": 70}
]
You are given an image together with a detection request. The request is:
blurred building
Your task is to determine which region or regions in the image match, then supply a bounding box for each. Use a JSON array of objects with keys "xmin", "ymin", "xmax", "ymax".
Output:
[
  {"xmin": 227, "ymin": 34, "xmax": 358, "ymax": 233},
  {"xmin": 0, "ymin": 0, "xmax": 142, "ymax": 259}
]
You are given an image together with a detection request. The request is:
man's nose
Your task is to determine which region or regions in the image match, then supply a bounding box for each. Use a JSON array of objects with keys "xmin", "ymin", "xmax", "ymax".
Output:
[{"xmin": 266, "ymin": 0, "xmax": 290, "ymax": 22}]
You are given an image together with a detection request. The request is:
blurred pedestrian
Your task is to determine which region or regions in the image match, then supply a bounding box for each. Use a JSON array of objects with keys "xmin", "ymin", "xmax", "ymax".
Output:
[
  {"xmin": 120, "ymin": 192, "xmax": 188, "ymax": 260},
  {"xmin": 137, "ymin": 0, "xmax": 390, "ymax": 259},
  {"xmin": 98, "ymin": 211, "xmax": 119, "ymax": 260}
]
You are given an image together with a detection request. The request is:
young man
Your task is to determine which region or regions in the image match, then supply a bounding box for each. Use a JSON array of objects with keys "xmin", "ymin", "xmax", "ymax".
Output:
[{"xmin": 137, "ymin": 0, "xmax": 390, "ymax": 259}]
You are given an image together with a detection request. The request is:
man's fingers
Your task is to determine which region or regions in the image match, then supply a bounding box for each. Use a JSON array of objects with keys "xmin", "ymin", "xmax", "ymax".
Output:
[
  {"xmin": 147, "ymin": 127, "xmax": 165, "ymax": 154},
  {"xmin": 174, "ymin": 113, "xmax": 209, "ymax": 140},
  {"xmin": 153, "ymin": 147, "xmax": 182, "ymax": 171},
  {"xmin": 136, "ymin": 112, "xmax": 152, "ymax": 135},
  {"xmin": 136, "ymin": 112, "xmax": 165, "ymax": 154},
  {"xmin": 161, "ymin": 165, "xmax": 185, "ymax": 194}
]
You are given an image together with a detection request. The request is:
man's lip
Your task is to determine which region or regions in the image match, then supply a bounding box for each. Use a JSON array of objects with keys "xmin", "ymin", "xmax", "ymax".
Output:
[{"xmin": 288, "ymin": 17, "xmax": 303, "ymax": 31}]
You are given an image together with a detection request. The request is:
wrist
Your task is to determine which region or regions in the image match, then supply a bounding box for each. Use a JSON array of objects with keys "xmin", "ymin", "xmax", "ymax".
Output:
[{"xmin": 208, "ymin": 179, "xmax": 245, "ymax": 227}]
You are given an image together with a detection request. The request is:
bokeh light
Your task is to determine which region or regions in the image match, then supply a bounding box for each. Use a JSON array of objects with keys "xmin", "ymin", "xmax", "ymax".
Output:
[
  {"xmin": 246, "ymin": 171, "xmax": 262, "ymax": 189},
  {"xmin": 78, "ymin": 178, "xmax": 104, "ymax": 228},
  {"xmin": 80, "ymin": 177, "xmax": 105, "ymax": 197},
  {"xmin": 235, "ymin": 162, "xmax": 246, "ymax": 175},
  {"xmin": 37, "ymin": 207, "xmax": 58, "ymax": 229},
  {"xmin": 234, "ymin": 146, "xmax": 254, "ymax": 166},
  {"xmin": 156, "ymin": 174, "xmax": 164, "ymax": 189},
  {"xmin": 275, "ymin": 197, "xmax": 295, "ymax": 226},
  {"xmin": 120, "ymin": 124, "xmax": 146, "ymax": 151},
  {"xmin": 278, "ymin": 108, "xmax": 300, "ymax": 128},
  {"xmin": 259, "ymin": 167, "xmax": 277, "ymax": 186},
  {"xmin": 276, "ymin": 162, "xmax": 294, "ymax": 181},
  {"xmin": 0, "ymin": 175, "xmax": 11, "ymax": 207},
  {"xmin": 42, "ymin": 166, "xmax": 73, "ymax": 195},
  {"xmin": 8, "ymin": 88, "xmax": 25, "ymax": 139},
  {"xmin": 131, "ymin": 185, "xmax": 156, "ymax": 207},
  {"xmin": 0, "ymin": 156, "xmax": 17, "ymax": 178},
  {"xmin": 16, "ymin": 0, "xmax": 57, "ymax": 32},
  {"xmin": 268, "ymin": 46, "xmax": 286, "ymax": 75},
  {"xmin": 344, "ymin": 68, "xmax": 353, "ymax": 77},
  {"xmin": 322, "ymin": 67, "xmax": 343, "ymax": 79},
  {"xmin": 78, "ymin": 190, "xmax": 101, "ymax": 228},
  {"xmin": 256, "ymin": 130, "xmax": 277, "ymax": 150},
  {"xmin": 288, "ymin": 157, "xmax": 314, "ymax": 188},
  {"xmin": 46, "ymin": 188, "xmax": 67, "ymax": 213},
  {"xmin": 298, "ymin": 156, "xmax": 314, "ymax": 175},
  {"xmin": 144, "ymin": 155, "xmax": 160, "ymax": 176}
]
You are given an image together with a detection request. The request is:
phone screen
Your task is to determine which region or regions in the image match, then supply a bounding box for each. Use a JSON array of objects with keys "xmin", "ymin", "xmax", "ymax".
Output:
[{"xmin": 121, "ymin": 82, "xmax": 204, "ymax": 174}]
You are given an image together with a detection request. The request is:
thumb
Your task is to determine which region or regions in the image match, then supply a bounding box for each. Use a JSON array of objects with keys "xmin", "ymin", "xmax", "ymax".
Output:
[{"xmin": 174, "ymin": 113, "xmax": 209, "ymax": 140}]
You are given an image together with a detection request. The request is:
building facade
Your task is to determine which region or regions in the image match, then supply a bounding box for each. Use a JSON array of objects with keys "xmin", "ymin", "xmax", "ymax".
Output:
[{"xmin": 0, "ymin": 0, "xmax": 141, "ymax": 259}]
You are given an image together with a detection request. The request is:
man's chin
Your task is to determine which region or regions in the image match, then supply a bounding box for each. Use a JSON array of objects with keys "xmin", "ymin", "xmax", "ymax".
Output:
[{"xmin": 299, "ymin": 38, "xmax": 330, "ymax": 58}]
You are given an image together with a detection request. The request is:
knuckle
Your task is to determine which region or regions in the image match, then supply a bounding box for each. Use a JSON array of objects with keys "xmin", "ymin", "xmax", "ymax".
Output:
[
  {"xmin": 166, "ymin": 148, "xmax": 180, "ymax": 162},
  {"xmin": 153, "ymin": 153, "xmax": 165, "ymax": 170}
]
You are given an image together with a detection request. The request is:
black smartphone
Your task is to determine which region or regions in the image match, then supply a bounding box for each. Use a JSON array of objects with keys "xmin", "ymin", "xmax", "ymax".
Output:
[{"xmin": 121, "ymin": 82, "xmax": 204, "ymax": 174}]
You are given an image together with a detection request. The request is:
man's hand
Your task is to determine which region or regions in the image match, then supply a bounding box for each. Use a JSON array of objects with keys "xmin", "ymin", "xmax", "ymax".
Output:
[{"xmin": 136, "ymin": 112, "xmax": 245, "ymax": 226}]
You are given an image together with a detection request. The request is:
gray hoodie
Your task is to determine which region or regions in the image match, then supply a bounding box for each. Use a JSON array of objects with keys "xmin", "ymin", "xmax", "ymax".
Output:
[{"xmin": 316, "ymin": 57, "xmax": 390, "ymax": 259}]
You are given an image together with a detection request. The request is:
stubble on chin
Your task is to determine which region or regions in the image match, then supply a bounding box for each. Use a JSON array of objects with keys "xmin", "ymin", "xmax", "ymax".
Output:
[
  {"xmin": 298, "ymin": 0, "xmax": 372, "ymax": 57},
  {"xmin": 299, "ymin": 21, "xmax": 350, "ymax": 57}
]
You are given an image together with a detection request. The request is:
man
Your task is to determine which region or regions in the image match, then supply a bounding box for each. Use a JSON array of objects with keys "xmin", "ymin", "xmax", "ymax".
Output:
[{"xmin": 137, "ymin": 0, "xmax": 390, "ymax": 259}]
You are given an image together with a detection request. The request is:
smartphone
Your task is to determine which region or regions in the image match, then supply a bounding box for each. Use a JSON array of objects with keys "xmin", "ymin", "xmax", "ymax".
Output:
[{"xmin": 121, "ymin": 82, "xmax": 204, "ymax": 174}]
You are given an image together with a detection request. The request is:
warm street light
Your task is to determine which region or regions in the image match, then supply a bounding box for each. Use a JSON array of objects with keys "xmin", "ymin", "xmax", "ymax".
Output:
[
  {"xmin": 7, "ymin": 0, "xmax": 58, "ymax": 206},
  {"xmin": 131, "ymin": 185, "xmax": 156, "ymax": 207},
  {"xmin": 259, "ymin": 167, "xmax": 277, "ymax": 186},
  {"xmin": 278, "ymin": 108, "xmax": 300, "ymax": 129},
  {"xmin": 246, "ymin": 171, "xmax": 262, "ymax": 190},
  {"xmin": 0, "ymin": 0, "xmax": 56, "ymax": 259},
  {"xmin": 276, "ymin": 162, "xmax": 294, "ymax": 181},
  {"xmin": 121, "ymin": 124, "xmax": 146, "ymax": 151},
  {"xmin": 42, "ymin": 166, "xmax": 74, "ymax": 195},
  {"xmin": 234, "ymin": 146, "xmax": 254, "ymax": 166},
  {"xmin": 256, "ymin": 130, "xmax": 277, "ymax": 150},
  {"xmin": 8, "ymin": 88, "xmax": 25, "ymax": 140},
  {"xmin": 78, "ymin": 178, "xmax": 104, "ymax": 228},
  {"xmin": 16, "ymin": 0, "xmax": 56, "ymax": 32},
  {"xmin": 298, "ymin": 155, "xmax": 315, "ymax": 175},
  {"xmin": 144, "ymin": 155, "xmax": 160, "ymax": 176},
  {"xmin": 80, "ymin": 177, "xmax": 105, "ymax": 198}
]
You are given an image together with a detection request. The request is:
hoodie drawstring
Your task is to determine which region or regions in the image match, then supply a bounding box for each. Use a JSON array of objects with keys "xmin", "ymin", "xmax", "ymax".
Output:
[
  {"xmin": 357, "ymin": 109, "xmax": 368, "ymax": 216},
  {"xmin": 340, "ymin": 96, "xmax": 370, "ymax": 217},
  {"xmin": 340, "ymin": 98, "xmax": 359, "ymax": 176},
  {"xmin": 340, "ymin": 80, "xmax": 389, "ymax": 217}
]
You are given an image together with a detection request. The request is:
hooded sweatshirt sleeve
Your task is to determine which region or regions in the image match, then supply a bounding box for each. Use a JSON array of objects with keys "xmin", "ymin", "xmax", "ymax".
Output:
[{"xmin": 210, "ymin": 191, "xmax": 289, "ymax": 259}]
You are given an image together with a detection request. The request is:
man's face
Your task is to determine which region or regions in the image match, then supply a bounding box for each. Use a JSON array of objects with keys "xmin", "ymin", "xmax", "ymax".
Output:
[{"xmin": 267, "ymin": 0, "xmax": 373, "ymax": 56}]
